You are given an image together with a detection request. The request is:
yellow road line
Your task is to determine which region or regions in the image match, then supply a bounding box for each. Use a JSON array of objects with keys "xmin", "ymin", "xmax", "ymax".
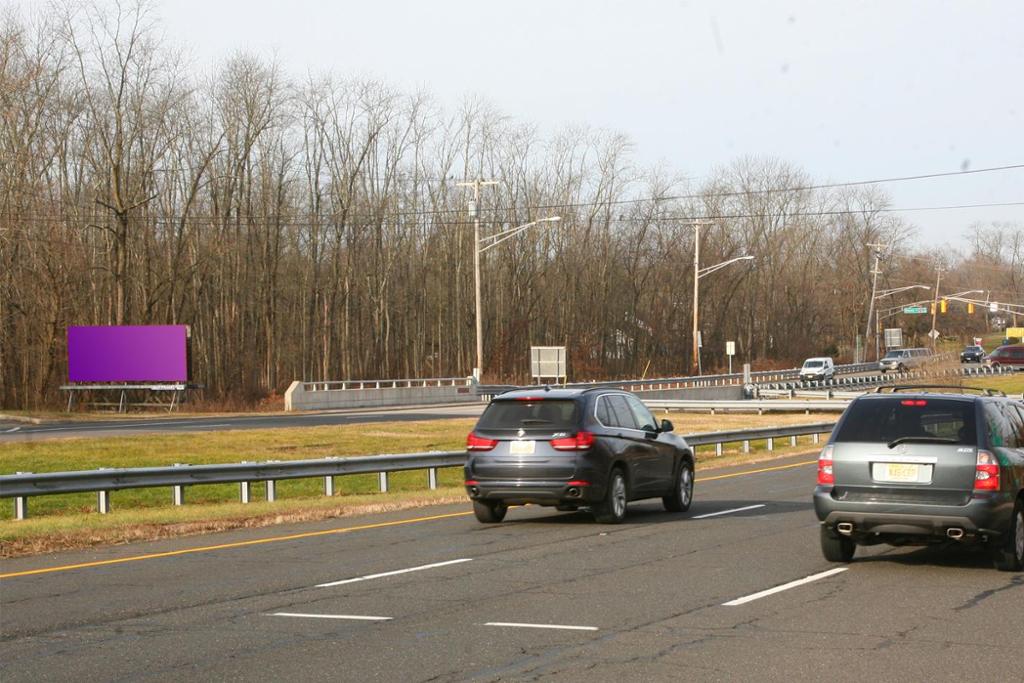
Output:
[
  {"xmin": 1, "ymin": 458, "xmax": 819, "ymax": 580},
  {"xmin": 698, "ymin": 459, "xmax": 817, "ymax": 482},
  {"xmin": 0, "ymin": 511, "xmax": 473, "ymax": 579}
]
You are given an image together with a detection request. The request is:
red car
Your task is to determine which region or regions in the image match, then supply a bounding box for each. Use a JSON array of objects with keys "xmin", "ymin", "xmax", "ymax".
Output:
[{"xmin": 985, "ymin": 345, "xmax": 1024, "ymax": 368}]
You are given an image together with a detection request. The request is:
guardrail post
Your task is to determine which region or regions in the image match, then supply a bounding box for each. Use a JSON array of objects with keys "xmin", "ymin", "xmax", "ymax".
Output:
[
  {"xmin": 172, "ymin": 463, "xmax": 186, "ymax": 506},
  {"xmin": 13, "ymin": 471, "xmax": 30, "ymax": 520},
  {"xmin": 813, "ymin": 432, "xmax": 820, "ymax": 444},
  {"xmin": 743, "ymin": 440, "xmax": 750, "ymax": 453},
  {"xmin": 14, "ymin": 495, "xmax": 28, "ymax": 520},
  {"xmin": 240, "ymin": 481, "xmax": 251, "ymax": 504},
  {"xmin": 266, "ymin": 480, "xmax": 276, "ymax": 502},
  {"xmin": 767, "ymin": 437, "xmax": 774, "ymax": 452},
  {"xmin": 97, "ymin": 489, "xmax": 111, "ymax": 514},
  {"xmin": 715, "ymin": 442, "xmax": 723, "ymax": 457},
  {"xmin": 325, "ymin": 475, "xmax": 335, "ymax": 496},
  {"xmin": 378, "ymin": 472, "xmax": 389, "ymax": 492},
  {"xmin": 790, "ymin": 435, "xmax": 798, "ymax": 447},
  {"xmin": 428, "ymin": 467, "xmax": 438, "ymax": 489}
]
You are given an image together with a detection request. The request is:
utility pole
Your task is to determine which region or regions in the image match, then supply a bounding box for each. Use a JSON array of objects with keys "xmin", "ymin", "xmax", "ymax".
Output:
[
  {"xmin": 692, "ymin": 221, "xmax": 701, "ymax": 374},
  {"xmin": 456, "ymin": 178, "xmax": 498, "ymax": 380},
  {"xmin": 930, "ymin": 265, "xmax": 943, "ymax": 350},
  {"xmin": 864, "ymin": 243, "xmax": 887, "ymax": 362}
]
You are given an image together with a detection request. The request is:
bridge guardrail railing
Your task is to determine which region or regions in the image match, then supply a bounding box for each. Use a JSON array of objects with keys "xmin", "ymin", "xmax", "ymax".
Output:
[{"xmin": 1, "ymin": 422, "xmax": 838, "ymax": 520}]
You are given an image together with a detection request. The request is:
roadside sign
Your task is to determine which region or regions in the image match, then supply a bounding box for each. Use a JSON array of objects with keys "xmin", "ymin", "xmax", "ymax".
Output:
[
  {"xmin": 884, "ymin": 328, "xmax": 903, "ymax": 349},
  {"xmin": 697, "ymin": 331, "xmax": 703, "ymax": 348},
  {"xmin": 530, "ymin": 346, "xmax": 566, "ymax": 381},
  {"xmin": 902, "ymin": 306, "xmax": 928, "ymax": 314},
  {"xmin": 726, "ymin": 341, "xmax": 736, "ymax": 356},
  {"xmin": 928, "ymin": 329, "xmax": 940, "ymax": 340},
  {"xmin": 990, "ymin": 302, "xmax": 999, "ymax": 312}
]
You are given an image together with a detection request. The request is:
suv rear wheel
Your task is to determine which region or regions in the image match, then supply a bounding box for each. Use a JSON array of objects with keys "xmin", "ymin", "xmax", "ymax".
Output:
[
  {"xmin": 473, "ymin": 500, "xmax": 508, "ymax": 523},
  {"xmin": 663, "ymin": 460, "xmax": 694, "ymax": 512},
  {"xmin": 820, "ymin": 525, "xmax": 856, "ymax": 563},
  {"xmin": 594, "ymin": 468, "xmax": 627, "ymax": 524},
  {"xmin": 992, "ymin": 498, "xmax": 1024, "ymax": 571}
]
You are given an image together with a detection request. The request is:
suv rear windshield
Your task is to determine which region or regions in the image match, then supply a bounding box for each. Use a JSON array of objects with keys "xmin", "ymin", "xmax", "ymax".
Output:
[
  {"xmin": 834, "ymin": 398, "xmax": 977, "ymax": 444},
  {"xmin": 477, "ymin": 399, "xmax": 579, "ymax": 431}
]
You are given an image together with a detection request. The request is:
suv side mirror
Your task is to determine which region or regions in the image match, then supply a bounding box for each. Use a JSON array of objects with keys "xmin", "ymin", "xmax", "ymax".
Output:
[{"xmin": 660, "ymin": 419, "xmax": 674, "ymax": 433}]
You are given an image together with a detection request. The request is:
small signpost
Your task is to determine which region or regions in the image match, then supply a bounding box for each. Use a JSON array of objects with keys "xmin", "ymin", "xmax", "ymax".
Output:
[
  {"xmin": 726, "ymin": 341, "xmax": 736, "ymax": 374},
  {"xmin": 928, "ymin": 329, "xmax": 940, "ymax": 340}
]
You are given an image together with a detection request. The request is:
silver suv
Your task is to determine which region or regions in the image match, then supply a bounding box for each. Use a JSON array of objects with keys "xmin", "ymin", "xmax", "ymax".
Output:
[
  {"xmin": 878, "ymin": 347, "xmax": 932, "ymax": 373},
  {"xmin": 813, "ymin": 386, "xmax": 1024, "ymax": 570}
]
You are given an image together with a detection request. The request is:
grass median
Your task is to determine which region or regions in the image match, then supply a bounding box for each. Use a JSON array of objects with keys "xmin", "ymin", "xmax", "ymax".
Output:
[{"xmin": 0, "ymin": 411, "xmax": 831, "ymax": 556}]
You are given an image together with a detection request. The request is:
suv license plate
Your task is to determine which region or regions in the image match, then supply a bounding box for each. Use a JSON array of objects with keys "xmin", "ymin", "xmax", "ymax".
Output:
[
  {"xmin": 873, "ymin": 462, "xmax": 926, "ymax": 483},
  {"xmin": 509, "ymin": 440, "xmax": 536, "ymax": 455}
]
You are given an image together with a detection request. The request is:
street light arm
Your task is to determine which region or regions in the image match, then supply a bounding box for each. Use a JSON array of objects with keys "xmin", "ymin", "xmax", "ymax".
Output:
[
  {"xmin": 479, "ymin": 217, "xmax": 561, "ymax": 253},
  {"xmin": 875, "ymin": 284, "xmax": 930, "ymax": 298},
  {"xmin": 697, "ymin": 255, "xmax": 754, "ymax": 279}
]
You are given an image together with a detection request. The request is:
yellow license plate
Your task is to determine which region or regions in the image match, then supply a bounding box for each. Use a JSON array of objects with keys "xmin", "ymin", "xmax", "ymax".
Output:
[
  {"xmin": 509, "ymin": 440, "xmax": 536, "ymax": 455},
  {"xmin": 880, "ymin": 463, "xmax": 920, "ymax": 482}
]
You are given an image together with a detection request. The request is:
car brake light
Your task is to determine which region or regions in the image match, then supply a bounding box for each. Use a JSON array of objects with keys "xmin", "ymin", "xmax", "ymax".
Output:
[
  {"xmin": 515, "ymin": 396, "xmax": 543, "ymax": 401},
  {"xmin": 551, "ymin": 431, "xmax": 595, "ymax": 451},
  {"xmin": 900, "ymin": 399, "xmax": 927, "ymax": 406},
  {"xmin": 466, "ymin": 432, "xmax": 498, "ymax": 451},
  {"xmin": 974, "ymin": 449, "xmax": 1000, "ymax": 491},
  {"xmin": 817, "ymin": 444, "xmax": 834, "ymax": 485}
]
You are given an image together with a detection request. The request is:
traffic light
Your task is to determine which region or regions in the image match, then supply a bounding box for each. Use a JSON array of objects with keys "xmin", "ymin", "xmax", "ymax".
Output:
[
  {"xmin": 968, "ymin": 302, "xmax": 975, "ymax": 314},
  {"xmin": 940, "ymin": 299, "xmax": 948, "ymax": 314},
  {"xmin": 931, "ymin": 302, "xmax": 936, "ymax": 314}
]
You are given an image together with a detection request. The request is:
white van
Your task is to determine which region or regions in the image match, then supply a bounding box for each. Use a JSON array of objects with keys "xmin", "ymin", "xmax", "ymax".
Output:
[{"xmin": 800, "ymin": 357, "xmax": 835, "ymax": 382}]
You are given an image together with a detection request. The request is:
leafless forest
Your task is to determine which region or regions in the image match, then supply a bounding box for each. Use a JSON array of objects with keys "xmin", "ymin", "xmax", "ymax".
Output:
[{"xmin": 2, "ymin": 3, "xmax": 1022, "ymax": 408}]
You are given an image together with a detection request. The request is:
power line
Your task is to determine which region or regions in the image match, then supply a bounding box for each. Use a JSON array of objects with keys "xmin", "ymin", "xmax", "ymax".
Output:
[{"xmin": 4, "ymin": 163, "xmax": 1024, "ymax": 223}]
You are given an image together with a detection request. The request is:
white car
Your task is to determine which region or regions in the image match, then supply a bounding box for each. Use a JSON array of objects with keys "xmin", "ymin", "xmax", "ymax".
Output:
[{"xmin": 800, "ymin": 357, "xmax": 835, "ymax": 382}]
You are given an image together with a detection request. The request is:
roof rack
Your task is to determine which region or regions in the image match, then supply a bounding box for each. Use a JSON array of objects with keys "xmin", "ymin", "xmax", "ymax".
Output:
[{"xmin": 873, "ymin": 384, "xmax": 1006, "ymax": 397}]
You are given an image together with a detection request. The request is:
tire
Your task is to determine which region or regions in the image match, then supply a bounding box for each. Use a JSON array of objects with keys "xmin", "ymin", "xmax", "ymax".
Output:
[
  {"xmin": 663, "ymin": 459, "xmax": 694, "ymax": 513},
  {"xmin": 593, "ymin": 468, "xmax": 628, "ymax": 524},
  {"xmin": 820, "ymin": 525, "xmax": 856, "ymax": 563},
  {"xmin": 473, "ymin": 499, "xmax": 507, "ymax": 523},
  {"xmin": 992, "ymin": 498, "xmax": 1024, "ymax": 571}
]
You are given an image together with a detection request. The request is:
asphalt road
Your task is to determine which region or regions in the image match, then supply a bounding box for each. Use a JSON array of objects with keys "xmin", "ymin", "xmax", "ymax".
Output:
[
  {"xmin": 0, "ymin": 404, "xmax": 487, "ymax": 442},
  {"xmin": 2, "ymin": 452, "xmax": 1020, "ymax": 681}
]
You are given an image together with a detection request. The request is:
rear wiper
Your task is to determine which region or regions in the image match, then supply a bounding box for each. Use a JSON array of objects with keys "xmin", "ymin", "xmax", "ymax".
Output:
[
  {"xmin": 886, "ymin": 436, "xmax": 958, "ymax": 449},
  {"xmin": 519, "ymin": 419, "xmax": 552, "ymax": 425}
]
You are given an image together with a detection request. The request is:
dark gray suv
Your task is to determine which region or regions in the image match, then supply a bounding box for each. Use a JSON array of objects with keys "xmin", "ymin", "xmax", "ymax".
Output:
[
  {"xmin": 814, "ymin": 386, "xmax": 1024, "ymax": 570},
  {"xmin": 464, "ymin": 387, "xmax": 694, "ymax": 524}
]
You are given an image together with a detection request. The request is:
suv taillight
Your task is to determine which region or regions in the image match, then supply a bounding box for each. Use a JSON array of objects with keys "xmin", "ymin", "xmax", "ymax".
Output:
[
  {"xmin": 974, "ymin": 449, "xmax": 1000, "ymax": 491},
  {"xmin": 817, "ymin": 444, "xmax": 834, "ymax": 485},
  {"xmin": 466, "ymin": 432, "xmax": 497, "ymax": 451},
  {"xmin": 551, "ymin": 431, "xmax": 595, "ymax": 451}
]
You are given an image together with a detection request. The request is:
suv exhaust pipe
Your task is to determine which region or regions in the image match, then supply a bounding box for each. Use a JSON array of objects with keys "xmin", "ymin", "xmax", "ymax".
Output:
[
  {"xmin": 946, "ymin": 527, "xmax": 965, "ymax": 540},
  {"xmin": 836, "ymin": 522, "xmax": 854, "ymax": 535}
]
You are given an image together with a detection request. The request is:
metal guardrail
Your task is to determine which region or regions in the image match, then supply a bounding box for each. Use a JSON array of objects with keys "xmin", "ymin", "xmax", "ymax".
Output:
[
  {"xmin": 302, "ymin": 377, "xmax": 471, "ymax": 392},
  {"xmin": 1, "ymin": 422, "xmax": 837, "ymax": 520},
  {"xmin": 646, "ymin": 399, "xmax": 851, "ymax": 413}
]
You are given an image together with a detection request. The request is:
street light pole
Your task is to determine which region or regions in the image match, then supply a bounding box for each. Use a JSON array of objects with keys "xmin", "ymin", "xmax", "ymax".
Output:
[
  {"xmin": 692, "ymin": 222, "xmax": 702, "ymax": 374},
  {"xmin": 457, "ymin": 179, "xmax": 498, "ymax": 380},
  {"xmin": 872, "ymin": 284, "xmax": 931, "ymax": 359},
  {"xmin": 690, "ymin": 220, "xmax": 753, "ymax": 375}
]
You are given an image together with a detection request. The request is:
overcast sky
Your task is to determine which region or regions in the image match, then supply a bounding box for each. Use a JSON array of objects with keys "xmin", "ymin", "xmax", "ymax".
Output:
[{"xmin": 70, "ymin": 1, "xmax": 1024, "ymax": 247}]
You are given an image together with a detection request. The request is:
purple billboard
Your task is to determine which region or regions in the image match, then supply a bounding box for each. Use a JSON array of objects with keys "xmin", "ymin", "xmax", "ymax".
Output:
[{"xmin": 67, "ymin": 326, "xmax": 190, "ymax": 382}]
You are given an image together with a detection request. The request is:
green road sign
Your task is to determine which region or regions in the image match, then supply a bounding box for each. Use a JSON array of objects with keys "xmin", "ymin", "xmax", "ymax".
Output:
[{"xmin": 903, "ymin": 306, "xmax": 928, "ymax": 314}]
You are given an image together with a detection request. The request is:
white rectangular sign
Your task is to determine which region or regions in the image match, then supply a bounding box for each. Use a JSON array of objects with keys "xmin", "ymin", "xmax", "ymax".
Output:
[
  {"xmin": 726, "ymin": 341, "xmax": 736, "ymax": 356},
  {"xmin": 530, "ymin": 346, "xmax": 567, "ymax": 380}
]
